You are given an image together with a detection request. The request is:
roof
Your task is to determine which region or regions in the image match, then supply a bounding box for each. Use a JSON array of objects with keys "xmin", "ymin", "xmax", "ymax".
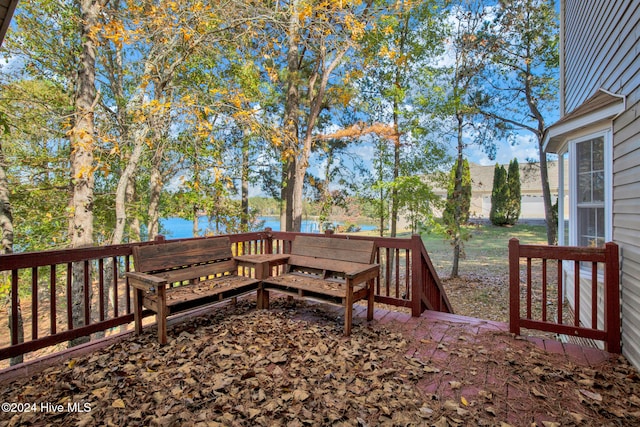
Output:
[
  {"xmin": 0, "ymin": 0, "xmax": 18, "ymax": 47},
  {"xmin": 543, "ymin": 89, "xmax": 626, "ymax": 153}
]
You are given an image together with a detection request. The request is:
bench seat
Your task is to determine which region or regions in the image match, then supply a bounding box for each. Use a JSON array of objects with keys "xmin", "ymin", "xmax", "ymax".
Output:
[
  {"xmin": 262, "ymin": 235, "xmax": 379, "ymax": 335},
  {"xmin": 126, "ymin": 237, "xmax": 262, "ymax": 344}
]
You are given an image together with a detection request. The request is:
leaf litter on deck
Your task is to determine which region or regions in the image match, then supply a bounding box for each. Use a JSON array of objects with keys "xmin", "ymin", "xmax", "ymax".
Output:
[{"xmin": 0, "ymin": 299, "xmax": 639, "ymax": 426}]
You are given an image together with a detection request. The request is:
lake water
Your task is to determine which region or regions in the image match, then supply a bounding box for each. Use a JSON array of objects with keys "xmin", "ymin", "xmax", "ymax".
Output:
[{"xmin": 159, "ymin": 216, "xmax": 374, "ymax": 239}]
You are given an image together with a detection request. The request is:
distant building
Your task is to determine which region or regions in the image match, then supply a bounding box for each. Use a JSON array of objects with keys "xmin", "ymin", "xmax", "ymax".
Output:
[{"xmin": 430, "ymin": 160, "xmax": 568, "ymax": 221}]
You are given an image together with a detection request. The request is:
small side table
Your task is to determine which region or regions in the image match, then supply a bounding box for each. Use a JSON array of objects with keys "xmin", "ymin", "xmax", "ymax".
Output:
[{"xmin": 235, "ymin": 254, "xmax": 290, "ymax": 308}]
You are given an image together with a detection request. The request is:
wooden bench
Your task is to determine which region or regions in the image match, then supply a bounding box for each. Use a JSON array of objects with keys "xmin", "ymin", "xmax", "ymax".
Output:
[
  {"xmin": 261, "ymin": 236, "xmax": 379, "ymax": 335},
  {"xmin": 126, "ymin": 237, "xmax": 263, "ymax": 344}
]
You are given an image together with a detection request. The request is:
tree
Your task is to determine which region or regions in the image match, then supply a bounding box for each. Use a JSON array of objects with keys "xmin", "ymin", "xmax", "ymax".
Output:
[
  {"xmin": 443, "ymin": 157, "xmax": 471, "ymax": 226},
  {"xmin": 506, "ymin": 158, "xmax": 521, "ymax": 225},
  {"xmin": 490, "ymin": 163, "xmax": 509, "ymax": 226},
  {"xmin": 422, "ymin": 0, "xmax": 498, "ymax": 277},
  {"xmin": 277, "ymin": 0, "xmax": 378, "ymax": 232},
  {"xmin": 357, "ymin": 0, "xmax": 446, "ymax": 237},
  {"xmin": 442, "ymin": 157, "xmax": 472, "ymax": 276},
  {"xmin": 477, "ymin": 0, "xmax": 559, "ymax": 244}
]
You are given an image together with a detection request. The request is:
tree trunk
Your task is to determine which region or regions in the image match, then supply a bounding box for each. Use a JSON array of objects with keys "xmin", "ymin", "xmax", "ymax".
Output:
[
  {"xmin": 241, "ymin": 130, "xmax": 250, "ymax": 232},
  {"xmin": 193, "ymin": 204, "xmax": 199, "ymax": 237},
  {"xmin": 68, "ymin": 0, "xmax": 103, "ymax": 347},
  {"xmin": 390, "ymin": 112, "xmax": 399, "ymax": 238},
  {"xmin": 147, "ymin": 149, "xmax": 163, "ymax": 240},
  {"xmin": 1, "ymin": 143, "xmax": 22, "ymax": 365},
  {"xmin": 282, "ymin": 0, "xmax": 300, "ymax": 232},
  {"xmin": 451, "ymin": 113, "xmax": 465, "ymax": 278},
  {"xmin": 0, "ymin": 144, "xmax": 13, "ymax": 255},
  {"xmin": 538, "ymin": 141, "xmax": 557, "ymax": 245},
  {"xmin": 112, "ymin": 133, "xmax": 146, "ymax": 245},
  {"xmin": 126, "ymin": 175, "xmax": 141, "ymax": 241}
]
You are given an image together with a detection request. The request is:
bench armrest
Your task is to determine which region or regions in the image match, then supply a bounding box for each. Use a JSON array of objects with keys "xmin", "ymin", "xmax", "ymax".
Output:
[
  {"xmin": 126, "ymin": 271, "xmax": 167, "ymax": 293},
  {"xmin": 345, "ymin": 264, "xmax": 380, "ymax": 282}
]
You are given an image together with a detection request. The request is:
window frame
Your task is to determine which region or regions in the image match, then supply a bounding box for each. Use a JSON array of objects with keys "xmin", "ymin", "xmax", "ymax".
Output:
[{"xmin": 567, "ymin": 129, "xmax": 612, "ymax": 247}]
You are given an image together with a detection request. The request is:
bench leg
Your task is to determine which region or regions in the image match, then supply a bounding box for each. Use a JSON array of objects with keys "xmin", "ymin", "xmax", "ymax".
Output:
[
  {"xmin": 156, "ymin": 311, "xmax": 167, "ymax": 345},
  {"xmin": 259, "ymin": 288, "xmax": 270, "ymax": 309},
  {"xmin": 344, "ymin": 287, "xmax": 353, "ymax": 336},
  {"xmin": 367, "ymin": 279, "xmax": 374, "ymax": 321},
  {"xmin": 133, "ymin": 288, "xmax": 143, "ymax": 335},
  {"xmin": 157, "ymin": 288, "xmax": 168, "ymax": 345}
]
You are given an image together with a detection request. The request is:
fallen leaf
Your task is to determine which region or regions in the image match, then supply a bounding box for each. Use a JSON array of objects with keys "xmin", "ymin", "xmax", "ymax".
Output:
[
  {"xmin": 112, "ymin": 399, "xmax": 126, "ymax": 409},
  {"xmin": 443, "ymin": 400, "xmax": 459, "ymax": 411},
  {"xmin": 449, "ymin": 381, "xmax": 462, "ymax": 390},
  {"xmin": 569, "ymin": 412, "xmax": 586, "ymax": 424},
  {"xmin": 293, "ymin": 389, "xmax": 310, "ymax": 401},
  {"xmin": 579, "ymin": 389, "xmax": 603, "ymax": 402},
  {"xmin": 478, "ymin": 390, "xmax": 493, "ymax": 401},
  {"xmin": 531, "ymin": 387, "xmax": 546, "ymax": 398}
]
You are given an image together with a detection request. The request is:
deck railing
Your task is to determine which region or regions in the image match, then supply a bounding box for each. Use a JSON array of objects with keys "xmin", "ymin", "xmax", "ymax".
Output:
[
  {"xmin": 0, "ymin": 231, "xmax": 450, "ymax": 365},
  {"xmin": 509, "ymin": 238, "xmax": 621, "ymax": 353}
]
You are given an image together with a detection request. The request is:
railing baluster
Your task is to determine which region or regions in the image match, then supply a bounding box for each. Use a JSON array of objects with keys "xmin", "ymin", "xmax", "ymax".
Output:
[
  {"xmin": 11, "ymin": 270, "xmax": 18, "ymax": 345},
  {"xmin": 385, "ymin": 247, "xmax": 391, "ymax": 297},
  {"xmin": 375, "ymin": 249, "xmax": 381, "ymax": 295},
  {"xmin": 574, "ymin": 260, "xmax": 580, "ymax": 327},
  {"xmin": 592, "ymin": 261, "xmax": 598, "ymax": 329},
  {"xmin": 557, "ymin": 259, "xmax": 563, "ymax": 325},
  {"xmin": 526, "ymin": 258, "xmax": 532, "ymax": 319},
  {"xmin": 32, "ymin": 267, "xmax": 38, "ymax": 340},
  {"xmin": 395, "ymin": 248, "xmax": 400, "ymax": 299},
  {"xmin": 125, "ymin": 254, "xmax": 131, "ymax": 315},
  {"xmin": 113, "ymin": 256, "xmax": 119, "ymax": 317},
  {"xmin": 542, "ymin": 258, "xmax": 547, "ymax": 322},
  {"xmin": 66, "ymin": 263, "xmax": 72, "ymax": 330},
  {"xmin": 50, "ymin": 265, "xmax": 56, "ymax": 335},
  {"xmin": 405, "ymin": 248, "xmax": 410, "ymax": 300},
  {"xmin": 84, "ymin": 260, "xmax": 90, "ymax": 326},
  {"xmin": 98, "ymin": 258, "xmax": 105, "ymax": 322}
]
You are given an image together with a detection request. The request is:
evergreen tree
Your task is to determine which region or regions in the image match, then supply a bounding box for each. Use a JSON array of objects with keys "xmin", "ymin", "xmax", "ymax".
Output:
[
  {"xmin": 490, "ymin": 164, "xmax": 509, "ymax": 226},
  {"xmin": 506, "ymin": 158, "xmax": 521, "ymax": 225},
  {"xmin": 443, "ymin": 158, "xmax": 471, "ymax": 226}
]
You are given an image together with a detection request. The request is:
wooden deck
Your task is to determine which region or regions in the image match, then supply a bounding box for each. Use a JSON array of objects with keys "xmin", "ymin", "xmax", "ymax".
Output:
[{"xmin": 2, "ymin": 296, "xmax": 632, "ymax": 426}]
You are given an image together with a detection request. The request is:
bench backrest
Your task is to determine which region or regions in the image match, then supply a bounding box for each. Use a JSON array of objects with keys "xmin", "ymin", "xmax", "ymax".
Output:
[
  {"xmin": 132, "ymin": 237, "xmax": 233, "ymax": 274},
  {"xmin": 289, "ymin": 236, "xmax": 376, "ymax": 271}
]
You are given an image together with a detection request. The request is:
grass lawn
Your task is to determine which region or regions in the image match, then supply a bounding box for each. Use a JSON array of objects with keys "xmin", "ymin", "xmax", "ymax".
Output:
[
  {"xmin": 418, "ymin": 223, "xmax": 549, "ymax": 278},
  {"xmin": 415, "ymin": 223, "xmax": 549, "ymax": 323}
]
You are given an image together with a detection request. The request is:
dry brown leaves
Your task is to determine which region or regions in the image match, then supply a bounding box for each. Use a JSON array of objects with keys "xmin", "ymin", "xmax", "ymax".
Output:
[
  {"xmin": 0, "ymin": 301, "xmax": 426, "ymax": 427},
  {"xmin": 1, "ymin": 299, "xmax": 639, "ymax": 427}
]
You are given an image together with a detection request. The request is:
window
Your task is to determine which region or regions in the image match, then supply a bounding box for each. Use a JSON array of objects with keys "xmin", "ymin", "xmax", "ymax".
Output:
[
  {"xmin": 577, "ymin": 137, "xmax": 605, "ymax": 246},
  {"xmin": 569, "ymin": 131, "xmax": 611, "ymax": 247}
]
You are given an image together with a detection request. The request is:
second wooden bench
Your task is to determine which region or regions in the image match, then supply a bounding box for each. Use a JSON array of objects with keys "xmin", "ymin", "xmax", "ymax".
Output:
[{"xmin": 261, "ymin": 235, "xmax": 379, "ymax": 335}]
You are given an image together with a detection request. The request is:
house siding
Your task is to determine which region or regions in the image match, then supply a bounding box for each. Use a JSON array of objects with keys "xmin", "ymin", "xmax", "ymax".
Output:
[{"xmin": 564, "ymin": 1, "xmax": 640, "ymax": 367}]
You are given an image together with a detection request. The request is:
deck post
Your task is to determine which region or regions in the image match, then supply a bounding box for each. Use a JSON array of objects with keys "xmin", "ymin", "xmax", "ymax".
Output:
[
  {"xmin": 509, "ymin": 238, "xmax": 521, "ymax": 336},
  {"xmin": 604, "ymin": 242, "xmax": 621, "ymax": 353},
  {"xmin": 411, "ymin": 234, "xmax": 422, "ymax": 317},
  {"xmin": 264, "ymin": 228, "xmax": 274, "ymax": 255}
]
